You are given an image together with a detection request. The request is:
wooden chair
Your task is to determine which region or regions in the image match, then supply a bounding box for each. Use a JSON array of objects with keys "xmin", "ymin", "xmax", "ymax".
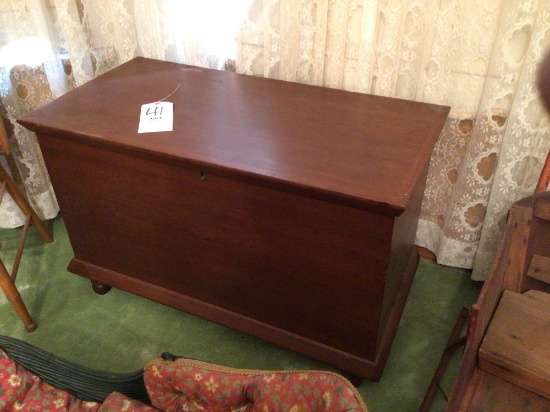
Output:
[
  {"xmin": 443, "ymin": 190, "xmax": 550, "ymax": 411},
  {"xmin": 0, "ymin": 118, "xmax": 53, "ymax": 332},
  {"xmin": 420, "ymin": 166, "xmax": 550, "ymax": 411},
  {"xmin": 422, "ymin": 49, "xmax": 550, "ymax": 410}
]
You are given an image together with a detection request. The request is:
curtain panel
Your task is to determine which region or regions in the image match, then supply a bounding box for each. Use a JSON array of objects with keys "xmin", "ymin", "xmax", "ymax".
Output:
[{"xmin": 0, "ymin": 0, "xmax": 549, "ymax": 281}]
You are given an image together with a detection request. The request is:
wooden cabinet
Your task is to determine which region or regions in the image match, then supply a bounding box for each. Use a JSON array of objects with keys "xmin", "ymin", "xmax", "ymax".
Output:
[{"xmin": 18, "ymin": 57, "xmax": 449, "ymax": 380}]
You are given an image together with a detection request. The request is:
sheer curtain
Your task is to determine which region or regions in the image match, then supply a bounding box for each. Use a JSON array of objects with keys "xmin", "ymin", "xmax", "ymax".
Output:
[
  {"xmin": 0, "ymin": 0, "xmax": 242, "ymax": 227},
  {"xmin": 1, "ymin": 0, "xmax": 549, "ymax": 281}
]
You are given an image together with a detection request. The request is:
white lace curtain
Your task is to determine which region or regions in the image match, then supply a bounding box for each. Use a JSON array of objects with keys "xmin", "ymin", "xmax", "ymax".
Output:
[{"xmin": 1, "ymin": 0, "xmax": 549, "ymax": 280}]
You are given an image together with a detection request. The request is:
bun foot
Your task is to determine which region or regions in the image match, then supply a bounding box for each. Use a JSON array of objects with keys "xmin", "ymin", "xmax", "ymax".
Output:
[{"xmin": 91, "ymin": 281, "xmax": 111, "ymax": 295}]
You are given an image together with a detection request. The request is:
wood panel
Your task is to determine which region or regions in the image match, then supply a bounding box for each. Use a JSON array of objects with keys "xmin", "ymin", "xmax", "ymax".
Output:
[
  {"xmin": 479, "ymin": 290, "xmax": 550, "ymax": 399},
  {"xmin": 517, "ymin": 193, "xmax": 550, "ymax": 294},
  {"xmin": 534, "ymin": 202, "xmax": 550, "ymax": 221},
  {"xmin": 465, "ymin": 369, "xmax": 550, "ymax": 411},
  {"xmin": 527, "ymin": 254, "xmax": 550, "ymax": 285},
  {"xmin": 0, "ymin": 117, "xmax": 9, "ymax": 155}
]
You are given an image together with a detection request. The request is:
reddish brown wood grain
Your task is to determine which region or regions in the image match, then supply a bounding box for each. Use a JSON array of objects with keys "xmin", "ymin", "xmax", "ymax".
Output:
[
  {"xmin": 479, "ymin": 290, "xmax": 550, "ymax": 399},
  {"xmin": 18, "ymin": 57, "xmax": 449, "ymax": 380},
  {"xmin": 19, "ymin": 57, "xmax": 449, "ymax": 214},
  {"xmin": 0, "ymin": 118, "xmax": 9, "ymax": 155}
]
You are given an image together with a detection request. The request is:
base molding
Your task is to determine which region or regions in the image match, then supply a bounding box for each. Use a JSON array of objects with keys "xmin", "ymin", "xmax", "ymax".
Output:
[{"xmin": 68, "ymin": 249, "xmax": 419, "ymax": 381}]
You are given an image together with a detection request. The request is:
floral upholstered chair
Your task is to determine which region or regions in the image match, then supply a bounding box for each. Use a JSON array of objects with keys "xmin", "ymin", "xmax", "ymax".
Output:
[
  {"xmin": 144, "ymin": 356, "xmax": 368, "ymax": 412},
  {"xmin": 0, "ymin": 336, "xmax": 368, "ymax": 411}
]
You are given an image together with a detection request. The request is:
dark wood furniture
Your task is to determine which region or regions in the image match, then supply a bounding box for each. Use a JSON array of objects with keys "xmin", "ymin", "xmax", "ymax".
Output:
[
  {"xmin": 18, "ymin": 57, "xmax": 449, "ymax": 380},
  {"xmin": 0, "ymin": 118, "xmax": 53, "ymax": 332},
  {"xmin": 445, "ymin": 192, "xmax": 550, "ymax": 411}
]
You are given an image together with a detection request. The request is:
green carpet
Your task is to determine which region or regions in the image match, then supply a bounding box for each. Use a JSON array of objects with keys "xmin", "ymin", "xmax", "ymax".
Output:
[{"xmin": 0, "ymin": 217, "xmax": 481, "ymax": 411}]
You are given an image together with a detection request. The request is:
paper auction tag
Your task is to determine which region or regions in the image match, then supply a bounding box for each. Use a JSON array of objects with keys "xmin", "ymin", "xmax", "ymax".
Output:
[{"xmin": 138, "ymin": 101, "xmax": 173, "ymax": 133}]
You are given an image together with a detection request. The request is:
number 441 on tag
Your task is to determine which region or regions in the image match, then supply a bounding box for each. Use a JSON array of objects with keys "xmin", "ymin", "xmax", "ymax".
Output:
[{"xmin": 138, "ymin": 101, "xmax": 173, "ymax": 133}]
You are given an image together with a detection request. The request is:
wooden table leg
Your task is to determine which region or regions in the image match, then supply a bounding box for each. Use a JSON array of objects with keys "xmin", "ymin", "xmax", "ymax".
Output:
[
  {"xmin": 0, "ymin": 165, "xmax": 53, "ymax": 244},
  {"xmin": 0, "ymin": 258, "xmax": 36, "ymax": 332},
  {"xmin": 419, "ymin": 307, "xmax": 470, "ymax": 411}
]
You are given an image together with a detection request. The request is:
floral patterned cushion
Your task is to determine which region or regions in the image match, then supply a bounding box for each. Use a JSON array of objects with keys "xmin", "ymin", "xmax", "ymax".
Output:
[
  {"xmin": 0, "ymin": 349, "xmax": 100, "ymax": 411},
  {"xmin": 0, "ymin": 349, "xmax": 158, "ymax": 412},
  {"xmin": 99, "ymin": 392, "xmax": 159, "ymax": 412},
  {"xmin": 144, "ymin": 358, "xmax": 368, "ymax": 412}
]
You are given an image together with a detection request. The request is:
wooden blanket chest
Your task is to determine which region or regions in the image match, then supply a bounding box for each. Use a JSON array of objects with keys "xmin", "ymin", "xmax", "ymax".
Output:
[{"xmin": 19, "ymin": 57, "xmax": 449, "ymax": 380}]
